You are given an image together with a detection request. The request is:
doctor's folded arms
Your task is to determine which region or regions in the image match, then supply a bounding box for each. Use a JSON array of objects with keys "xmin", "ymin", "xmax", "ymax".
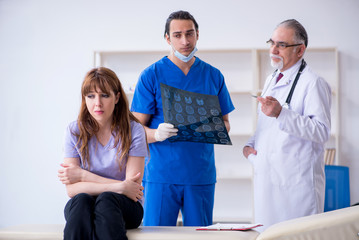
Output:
[{"xmin": 243, "ymin": 19, "xmax": 331, "ymax": 231}]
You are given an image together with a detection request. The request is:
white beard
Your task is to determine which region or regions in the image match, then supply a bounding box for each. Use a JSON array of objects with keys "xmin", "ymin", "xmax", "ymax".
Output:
[{"xmin": 270, "ymin": 54, "xmax": 283, "ymax": 70}]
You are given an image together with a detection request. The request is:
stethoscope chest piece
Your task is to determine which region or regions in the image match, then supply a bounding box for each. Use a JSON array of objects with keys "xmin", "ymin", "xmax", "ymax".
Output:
[
  {"xmin": 273, "ymin": 59, "xmax": 307, "ymax": 109},
  {"xmin": 282, "ymin": 102, "xmax": 290, "ymax": 109}
]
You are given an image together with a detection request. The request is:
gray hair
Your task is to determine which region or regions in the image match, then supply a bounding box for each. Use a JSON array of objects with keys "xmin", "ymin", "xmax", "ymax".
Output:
[{"xmin": 277, "ymin": 19, "xmax": 308, "ymax": 47}]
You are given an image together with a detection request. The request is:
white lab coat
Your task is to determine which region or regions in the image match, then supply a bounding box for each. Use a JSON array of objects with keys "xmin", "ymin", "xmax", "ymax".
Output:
[{"xmin": 246, "ymin": 60, "xmax": 331, "ymax": 231}]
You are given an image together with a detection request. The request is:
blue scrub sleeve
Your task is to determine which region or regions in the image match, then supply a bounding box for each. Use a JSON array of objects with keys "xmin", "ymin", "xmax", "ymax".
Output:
[
  {"xmin": 217, "ymin": 74, "xmax": 235, "ymax": 116},
  {"xmin": 131, "ymin": 72, "xmax": 156, "ymax": 115}
]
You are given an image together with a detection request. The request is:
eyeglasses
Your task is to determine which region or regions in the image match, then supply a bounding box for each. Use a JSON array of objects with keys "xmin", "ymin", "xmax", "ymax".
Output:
[{"xmin": 266, "ymin": 39, "xmax": 303, "ymax": 50}]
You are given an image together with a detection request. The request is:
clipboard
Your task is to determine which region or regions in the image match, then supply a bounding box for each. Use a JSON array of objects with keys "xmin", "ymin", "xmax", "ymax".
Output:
[{"xmin": 196, "ymin": 223, "xmax": 263, "ymax": 231}]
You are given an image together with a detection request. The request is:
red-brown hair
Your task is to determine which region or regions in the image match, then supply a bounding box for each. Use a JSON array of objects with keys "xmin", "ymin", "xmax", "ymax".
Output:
[{"xmin": 75, "ymin": 67, "xmax": 141, "ymax": 169}]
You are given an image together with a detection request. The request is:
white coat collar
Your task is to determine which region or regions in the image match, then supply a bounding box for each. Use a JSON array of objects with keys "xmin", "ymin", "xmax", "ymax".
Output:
[{"xmin": 276, "ymin": 59, "xmax": 303, "ymax": 86}]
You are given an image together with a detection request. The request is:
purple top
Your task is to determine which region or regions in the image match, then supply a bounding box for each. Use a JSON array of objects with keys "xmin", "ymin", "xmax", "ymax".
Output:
[{"xmin": 63, "ymin": 120, "xmax": 148, "ymax": 181}]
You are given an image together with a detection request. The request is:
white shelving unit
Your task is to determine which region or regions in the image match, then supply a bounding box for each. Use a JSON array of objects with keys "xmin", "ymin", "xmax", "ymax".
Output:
[{"xmin": 94, "ymin": 47, "xmax": 339, "ymax": 224}]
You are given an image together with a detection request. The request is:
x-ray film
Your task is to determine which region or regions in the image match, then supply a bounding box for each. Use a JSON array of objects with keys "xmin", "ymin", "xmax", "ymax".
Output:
[{"xmin": 160, "ymin": 83, "xmax": 232, "ymax": 145}]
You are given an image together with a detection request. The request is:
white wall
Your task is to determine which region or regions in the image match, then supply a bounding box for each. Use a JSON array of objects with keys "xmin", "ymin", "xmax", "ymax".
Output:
[{"xmin": 0, "ymin": 0, "xmax": 358, "ymax": 228}]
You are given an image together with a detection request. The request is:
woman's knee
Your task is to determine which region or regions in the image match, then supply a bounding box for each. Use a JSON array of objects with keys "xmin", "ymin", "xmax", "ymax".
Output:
[
  {"xmin": 95, "ymin": 192, "xmax": 129, "ymax": 212},
  {"xmin": 72, "ymin": 193, "xmax": 94, "ymax": 204},
  {"xmin": 96, "ymin": 191, "xmax": 118, "ymax": 201},
  {"xmin": 95, "ymin": 192, "xmax": 119, "ymax": 207},
  {"xmin": 65, "ymin": 193, "xmax": 95, "ymax": 212},
  {"xmin": 64, "ymin": 193, "xmax": 95, "ymax": 221}
]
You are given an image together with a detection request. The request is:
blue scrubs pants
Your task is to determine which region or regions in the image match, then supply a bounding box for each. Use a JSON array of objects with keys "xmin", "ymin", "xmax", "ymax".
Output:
[{"xmin": 142, "ymin": 182, "xmax": 215, "ymax": 226}]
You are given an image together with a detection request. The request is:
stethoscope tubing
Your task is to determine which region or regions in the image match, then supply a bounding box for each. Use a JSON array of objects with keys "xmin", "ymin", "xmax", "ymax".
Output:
[{"xmin": 261, "ymin": 59, "xmax": 307, "ymax": 109}]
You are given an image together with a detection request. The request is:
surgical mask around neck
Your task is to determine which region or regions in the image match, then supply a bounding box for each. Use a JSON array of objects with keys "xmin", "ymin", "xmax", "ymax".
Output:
[{"xmin": 174, "ymin": 47, "xmax": 198, "ymax": 62}]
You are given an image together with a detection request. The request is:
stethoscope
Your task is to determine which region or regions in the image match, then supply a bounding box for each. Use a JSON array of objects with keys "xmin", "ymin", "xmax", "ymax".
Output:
[{"xmin": 261, "ymin": 59, "xmax": 307, "ymax": 109}]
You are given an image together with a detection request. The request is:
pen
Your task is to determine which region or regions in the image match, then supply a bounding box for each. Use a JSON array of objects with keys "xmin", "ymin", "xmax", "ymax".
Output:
[{"xmin": 251, "ymin": 94, "xmax": 258, "ymax": 98}]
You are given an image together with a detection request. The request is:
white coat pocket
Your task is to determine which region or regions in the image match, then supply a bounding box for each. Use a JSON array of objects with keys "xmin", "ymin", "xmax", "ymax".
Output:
[{"xmin": 268, "ymin": 151, "xmax": 301, "ymax": 187}]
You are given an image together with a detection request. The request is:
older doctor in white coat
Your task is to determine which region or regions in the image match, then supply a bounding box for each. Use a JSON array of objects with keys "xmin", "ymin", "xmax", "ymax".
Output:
[{"xmin": 243, "ymin": 19, "xmax": 331, "ymax": 232}]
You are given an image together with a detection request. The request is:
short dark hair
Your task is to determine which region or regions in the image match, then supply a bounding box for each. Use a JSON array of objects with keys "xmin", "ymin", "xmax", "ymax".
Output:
[
  {"xmin": 278, "ymin": 19, "xmax": 308, "ymax": 47},
  {"xmin": 164, "ymin": 10, "xmax": 199, "ymax": 38}
]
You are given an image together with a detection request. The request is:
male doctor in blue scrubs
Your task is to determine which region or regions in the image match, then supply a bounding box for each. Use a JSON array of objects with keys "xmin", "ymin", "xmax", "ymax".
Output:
[
  {"xmin": 243, "ymin": 19, "xmax": 332, "ymax": 231},
  {"xmin": 131, "ymin": 10, "xmax": 234, "ymax": 226}
]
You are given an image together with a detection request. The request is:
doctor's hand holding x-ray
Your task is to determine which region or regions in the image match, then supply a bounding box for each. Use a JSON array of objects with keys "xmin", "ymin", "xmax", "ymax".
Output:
[{"xmin": 130, "ymin": 10, "xmax": 234, "ymax": 227}]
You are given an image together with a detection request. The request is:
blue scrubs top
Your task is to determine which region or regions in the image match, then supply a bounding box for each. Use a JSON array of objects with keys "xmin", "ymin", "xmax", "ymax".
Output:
[{"xmin": 131, "ymin": 56, "xmax": 234, "ymax": 185}]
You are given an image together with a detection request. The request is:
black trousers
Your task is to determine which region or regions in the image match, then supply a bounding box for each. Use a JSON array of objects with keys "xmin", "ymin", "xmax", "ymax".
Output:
[{"xmin": 64, "ymin": 192, "xmax": 143, "ymax": 240}]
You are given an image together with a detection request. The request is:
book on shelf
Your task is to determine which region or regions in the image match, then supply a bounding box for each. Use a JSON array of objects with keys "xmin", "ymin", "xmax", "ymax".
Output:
[{"xmin": 324, "ymin": 148, "xmax": 336, "ymax": 165}]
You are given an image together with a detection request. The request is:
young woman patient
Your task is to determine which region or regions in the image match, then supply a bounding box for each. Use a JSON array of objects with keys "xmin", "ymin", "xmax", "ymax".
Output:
[{"xmin": 58, "ymin": 67, "xmax": 147, "ymax": 240}]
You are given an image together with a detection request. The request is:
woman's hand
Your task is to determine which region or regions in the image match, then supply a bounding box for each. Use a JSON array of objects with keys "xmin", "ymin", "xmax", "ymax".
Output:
[
  {"xmin": 119, "ymin": 172, "xmax": 144, "ymax": 202},
  {"xmin": 58, "ymin": 163, "xmax": 84, "ymax": 185}
]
